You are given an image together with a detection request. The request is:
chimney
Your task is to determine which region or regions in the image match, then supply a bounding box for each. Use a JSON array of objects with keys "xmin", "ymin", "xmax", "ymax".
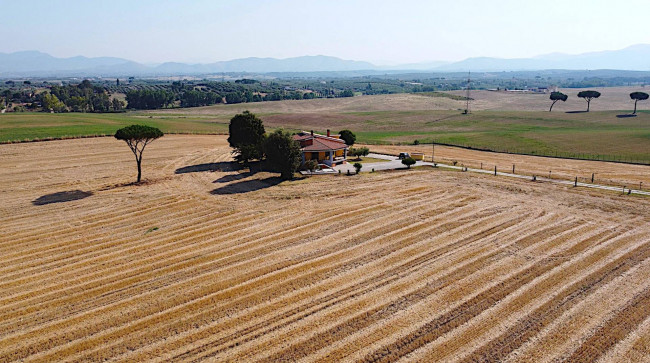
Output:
[
  {"xmin": 327, "ymin": 129, "xmax": 331, "ymax": 137},
  {"xmin": 310, "ymin": 130, "xmax": 314, "ymax": 136}
]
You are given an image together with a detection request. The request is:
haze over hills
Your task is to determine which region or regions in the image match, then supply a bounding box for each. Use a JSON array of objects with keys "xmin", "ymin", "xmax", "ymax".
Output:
[{"xmin": 1, "ymin": 44, "xmax": 650, "ymax": 77}]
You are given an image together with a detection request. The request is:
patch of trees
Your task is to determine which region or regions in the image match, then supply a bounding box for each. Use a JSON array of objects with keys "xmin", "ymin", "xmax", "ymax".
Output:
[
  {"xmin": 228, "ymin": 111, "xmax": 301, "ymax": 180},
  {"xmin": 235, "ymin": 79, "xmax": 259, "ymax": 84},
  {"xmin": 44, "ymin": 80, "xmax": 125, "ymax": 112},
  {"xmin": 126, "ymin": 89, "xmax": 174, "ymax": 110},
  {"xmin": 180, "ymin": 90, "xmax": 221, "ymax": 107}
]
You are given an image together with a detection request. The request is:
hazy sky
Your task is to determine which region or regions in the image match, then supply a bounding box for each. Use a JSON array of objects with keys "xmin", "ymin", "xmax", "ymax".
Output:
[{"xmin": 2, "ymin": 0, "xmax": 649, "ymax": 64}]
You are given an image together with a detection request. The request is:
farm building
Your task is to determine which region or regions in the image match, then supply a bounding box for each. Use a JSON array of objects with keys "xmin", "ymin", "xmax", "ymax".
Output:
[{"xmin": 293, "ymin": 130, "xmax": 349, "ymax": 166}]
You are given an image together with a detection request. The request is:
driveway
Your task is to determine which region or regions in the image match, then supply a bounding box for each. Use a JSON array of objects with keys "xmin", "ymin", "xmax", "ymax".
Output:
[{"xmin": 334, "ymin": 153, "xmax": 429, "ymax": 173}]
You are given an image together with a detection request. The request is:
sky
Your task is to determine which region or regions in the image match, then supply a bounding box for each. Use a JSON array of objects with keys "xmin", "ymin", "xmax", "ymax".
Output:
[{"xmin": 2, "ymin": 0, "xmax": 649, "ymax": 65}]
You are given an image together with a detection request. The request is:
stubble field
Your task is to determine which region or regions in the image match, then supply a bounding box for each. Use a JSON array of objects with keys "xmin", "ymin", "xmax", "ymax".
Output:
[{"xmin": 1, "ymin": 135, "xmax": 649, "ymax": 362}]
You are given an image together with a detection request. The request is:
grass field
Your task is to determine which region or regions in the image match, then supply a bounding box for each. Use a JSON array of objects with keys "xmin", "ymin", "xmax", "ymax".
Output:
[
  {"xmin": 1, "ymin": 86, "xmax": 649, "ymax": 163},
  {"xmin": 0, "ymin": 113, "xmax": 229, "ymax": 142},
  {"xmin": 1, "ymin": 135, "xmax": 649, "ymax": 361}
]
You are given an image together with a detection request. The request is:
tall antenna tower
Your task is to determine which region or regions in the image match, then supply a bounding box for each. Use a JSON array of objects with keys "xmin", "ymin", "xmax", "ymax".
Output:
[{"xmin": 465, "ymin": 71, "xmax": 471, "ymax": 114}]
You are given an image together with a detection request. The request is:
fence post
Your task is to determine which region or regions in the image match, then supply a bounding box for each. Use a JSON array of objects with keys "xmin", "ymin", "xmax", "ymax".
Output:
[
  {"xmin": 494, "ymin": 166, "xmax": 497, "ymax": 176},
  {"xmin": 480, "ymin": 162, "xmax": 483, "ymax": 169},
  {"xmin": 574, "ymin": 177, "xmax": 577, "ymax": 187},
  {"xmin": 512, "ymin": 164, "xmax": 515, "ymax": 174},
  {"xmin": 591, "ymin": 173, "xmax": 594, "ymax": 183}
]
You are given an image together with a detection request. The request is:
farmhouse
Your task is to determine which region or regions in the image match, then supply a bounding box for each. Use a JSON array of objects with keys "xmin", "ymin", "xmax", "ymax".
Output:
[{"xmin": 293, "ymin": 130, "xmax": 348, "ymax": 166}]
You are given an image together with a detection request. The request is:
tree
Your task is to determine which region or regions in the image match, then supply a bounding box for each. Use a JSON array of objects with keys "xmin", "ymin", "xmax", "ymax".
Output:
[
  {"xmin": 549, "ymin": 91, "xmax": 568, "ymax": 112},
  {"xmin": 630, "ymin": 92, "xmax": 649, "ymax": 114},
  {"xmin": 353, "ymin": 162, "xmax": 362, "ymax": 174},
  {"xmin": 339, "ymin": 129, "xmax": 356, "ymax": 146},
  {"xmin": 42, "ymin": 93, "xmax": 66, "ymax": 112},
  {"xmin": 112, "ymin": 98, "xmax": 125, "ymax": 111},
  {"xmin": 349, "ymin": 146, "xmax": 369, "ymax": 159},
  {"xmin": 225, "ymin": 92, "xmax": 244, "ymax": 104},
  {"xmin": 402, "ymin": 157, "xmax": 416, "ymax": 169},
  {"xmin": 577, "ymin": 90, "xmax": 601, "ymax": 112},
  {"xmin": 228, "ymin": 111, "xmax": 266, "ymax": 163},
  {"xmin": 114, "ymin": 125, "xmax": 163, "ymax": 183},
  {"xmin": 264, "ymin": 129, "xmax": 301, "ymax": 180}
]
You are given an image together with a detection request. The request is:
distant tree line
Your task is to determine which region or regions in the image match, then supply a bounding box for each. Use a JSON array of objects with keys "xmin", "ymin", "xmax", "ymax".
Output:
[
  {"xmin": 125, "ymin": 89, "xmax": 175, "ymax": 109},
  {"xmin": 0, "ymin": 79, "xmax": 126, "ymax": 113},
  {"xmin": 48, "ymin": 80, "xmax": 125, "ymax": 112}
]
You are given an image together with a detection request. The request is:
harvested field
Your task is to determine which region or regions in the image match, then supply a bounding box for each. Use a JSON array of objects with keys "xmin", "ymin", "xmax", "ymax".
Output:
[{"xmin": 1, "ymin": 135, "xmax": 649, "ymax": 362}]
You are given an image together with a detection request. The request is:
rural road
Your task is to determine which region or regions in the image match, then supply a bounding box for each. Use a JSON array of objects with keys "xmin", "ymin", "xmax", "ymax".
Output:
[{"xmin": 337, "ymin": 153, "xmax": 650, "ymax": 197}]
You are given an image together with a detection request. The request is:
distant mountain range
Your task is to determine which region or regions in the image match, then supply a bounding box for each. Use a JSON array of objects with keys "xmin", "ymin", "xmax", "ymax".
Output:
[
  {"xmin": 435, "ymin": 44, "xmax": 650, "ymax": 72},
  {"xmin": 0, "ymin": 52, "xmax": 375, "ymax": 77},
  {"xmin": 1, "ymin": 44, "xmax": 650, "ymax": 77}
]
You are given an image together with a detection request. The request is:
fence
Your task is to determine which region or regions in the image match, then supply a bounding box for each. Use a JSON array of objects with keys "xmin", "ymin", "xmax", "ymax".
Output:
[
  {"xmin": 416, "ymin": 141, "xmax": 650, "ymax": 166},
  {"xmin": 422, "ymin": 154, "xmax": 647, "ymax": 193}
]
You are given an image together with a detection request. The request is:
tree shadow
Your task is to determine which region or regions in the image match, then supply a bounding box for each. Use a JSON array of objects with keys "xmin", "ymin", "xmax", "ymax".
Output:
[
  {"xmin": 616, "ymin": 114, "xmax": 637, "ymax": 118},
  {"xmin": 213, "ymin": 172, "xmax": 255, "ymax": 183},
  {"xmin": 565, "ymin": 110, "xmax": 588, "ymax": 114},
  {"xmin": 32, "ymin": 190, "xmax": 93, "ymax": 206},
  {"xmin": 210, "ymin": 177, "xmax": 284, "ymax": 195},
  {"xmin": 175, "ymin": 162, "xmax": 241, "ymax": 174}
]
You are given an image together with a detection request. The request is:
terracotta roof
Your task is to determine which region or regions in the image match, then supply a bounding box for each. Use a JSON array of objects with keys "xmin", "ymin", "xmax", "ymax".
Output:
[
  {"xmin": 301, "ymin": 137, "xmax": 348, "ymax": 152},
  {"xmin": 293, "ymin": 132, "xmax": 347, "ymax": 152},
  {"xmin": 293, "ymin": 133, "xmax": 313, "ymax": 141}
]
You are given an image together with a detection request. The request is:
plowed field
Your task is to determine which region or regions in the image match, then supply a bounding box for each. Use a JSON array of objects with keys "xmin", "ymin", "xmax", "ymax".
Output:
[{"xmin": 1, "ymin": 135, "xmax": 649, "ymax": 362}]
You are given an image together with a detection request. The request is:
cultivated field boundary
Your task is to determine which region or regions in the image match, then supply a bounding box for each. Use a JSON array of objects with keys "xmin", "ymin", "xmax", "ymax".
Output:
[{"xmin": 368, "ymin": 152, "xmax": 650, "ymax": 197}]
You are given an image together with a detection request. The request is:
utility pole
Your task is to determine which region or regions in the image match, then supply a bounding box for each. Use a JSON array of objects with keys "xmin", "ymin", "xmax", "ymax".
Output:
[
  {"xmin": 465, "ymin": 71, "xmax": 471, "ymax": 114},
  {"xmin": 432, "ymin": 142, "xmax": 435, "ymax": 163}
]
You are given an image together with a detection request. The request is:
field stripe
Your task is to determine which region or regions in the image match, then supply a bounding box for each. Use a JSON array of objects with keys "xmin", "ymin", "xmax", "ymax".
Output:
[
  {"xmin": 459, "ymin": 236, "xmax": 650, "ymax": 362},
  {"xmin": 0, "ymin": 193, "xmax": 450, "ymax": 360},
  {"xmin": 563, "ymin": 287, "xmax": 650, "ymax": 362},
  {"xmin": 249, "ymin": 218, "xmax": 582, "ymax": 362},
  {"xmin": 156, "ymin": 206, "xmax": 531, "ymax": 362}
]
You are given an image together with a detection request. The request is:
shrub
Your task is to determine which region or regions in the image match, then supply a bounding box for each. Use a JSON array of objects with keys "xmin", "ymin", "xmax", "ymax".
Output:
[
  {"xmin": 402, "ymin": 157, "xmax": 416, "ymax": 169},
  {"xmin": 414, "ymin": 139, "xmax": 420, "ymax": 145},
  {"xmin": 353, "ymin": 162, "xmax": 362, "ymax": 174},
  {"xmin": 303, "ymin": 159, "xmax": 319, "ymax": 173},
  {"xmin": 349, "ymin": 146, "xmax": 369, "ymax": 159}
]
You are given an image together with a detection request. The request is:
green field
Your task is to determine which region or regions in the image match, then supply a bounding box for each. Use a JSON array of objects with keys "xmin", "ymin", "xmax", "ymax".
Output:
[
  {"xmin": 0, "ymin": 113, "xmax": 229, "ymax": 142},
  {"xmin": 1, "ymin": 107, "xmax": 649, "ymax": 164}
]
